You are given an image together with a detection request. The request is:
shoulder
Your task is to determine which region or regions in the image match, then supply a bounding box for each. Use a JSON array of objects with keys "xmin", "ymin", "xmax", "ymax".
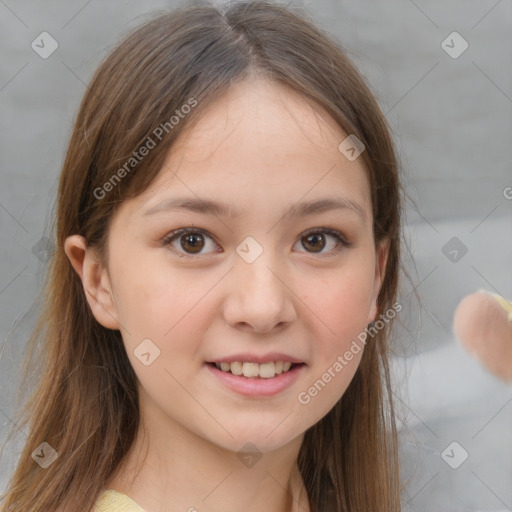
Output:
[{"xmin": 93, "ymin": 489, "xmax": 146, "ymax": 512}]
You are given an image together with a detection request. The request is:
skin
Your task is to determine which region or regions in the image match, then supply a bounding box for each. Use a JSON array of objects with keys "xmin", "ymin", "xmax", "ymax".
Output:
[
  {"xmin": 453, "ymin": 291, "xmax": 512, "ymax": 382},
  {"xmin": 65, "ymin": 76, "xmax": 389, "ymax": 512}
]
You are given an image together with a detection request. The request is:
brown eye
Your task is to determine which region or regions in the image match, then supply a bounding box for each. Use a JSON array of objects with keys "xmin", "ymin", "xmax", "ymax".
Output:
[
  {"xmin": 162, "ymin": 228, "xmax": 220, "ymax": 258},
  {"xmin": 294, "ymin": 228, "xmax": 351, "ymax": 255},
  {"xmin": 162, "ymin": 227, "xmax": 350, "ymax": 259},
  {"xmin": 180, "ymin": 233, "xmax": 205, "ymax": 253},
  {"xmin": 302, "ymin": 232, "xmax": 326, "ymax": 253}
]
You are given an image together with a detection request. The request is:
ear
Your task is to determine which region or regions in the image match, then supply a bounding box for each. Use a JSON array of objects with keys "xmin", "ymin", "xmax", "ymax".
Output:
[
  {"xmin": 366, "ymin": 237, "xmax": 390, "ymax": 324},
  {"xmin": 64, "ymin": 234, "xmax": 120, "ymax": 330}
]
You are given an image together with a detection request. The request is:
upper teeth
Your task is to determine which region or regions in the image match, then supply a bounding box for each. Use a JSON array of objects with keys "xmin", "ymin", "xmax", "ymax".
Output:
[{"xmin": 215, "ymin": 361, "xmax": 293, "ymax": 378}]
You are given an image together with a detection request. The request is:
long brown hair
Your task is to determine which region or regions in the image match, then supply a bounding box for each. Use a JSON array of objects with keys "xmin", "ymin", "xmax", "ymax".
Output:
[{"xmin": 1, "ymin": 1, "xmax": 406, "ymax": 510}]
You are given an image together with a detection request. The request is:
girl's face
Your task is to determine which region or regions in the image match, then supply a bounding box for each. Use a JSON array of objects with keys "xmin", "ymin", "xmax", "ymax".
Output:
[{"xmin": 86, "ymin": 78, "xmax": 388, "ymax": 454}]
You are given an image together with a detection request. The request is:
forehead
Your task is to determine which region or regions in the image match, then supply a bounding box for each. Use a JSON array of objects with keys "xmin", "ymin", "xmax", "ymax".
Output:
[
  {"xmin": 174, "ymin": 77, "xmax": 352, "ymax": 160},
  {"xmin": 129, "ymin": 77, "xmax": 372, "ymax": 220}
]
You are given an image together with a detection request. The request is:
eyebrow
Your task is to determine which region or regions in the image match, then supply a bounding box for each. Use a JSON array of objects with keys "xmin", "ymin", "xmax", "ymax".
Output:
[{"xmin": 143, "ymin": 195, "xmax": 366, "ymax": 222}]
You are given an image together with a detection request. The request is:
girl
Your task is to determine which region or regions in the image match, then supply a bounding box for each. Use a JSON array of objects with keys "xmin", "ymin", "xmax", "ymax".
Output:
[{"xmin": 1, "ymin": 1, "xmax": 405, "ymax": 510}]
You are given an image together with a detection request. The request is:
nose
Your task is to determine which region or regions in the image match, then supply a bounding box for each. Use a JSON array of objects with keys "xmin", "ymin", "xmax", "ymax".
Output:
[{"xmin": 222, "ymin": 249, "xmax": 297, "ymax": 333}]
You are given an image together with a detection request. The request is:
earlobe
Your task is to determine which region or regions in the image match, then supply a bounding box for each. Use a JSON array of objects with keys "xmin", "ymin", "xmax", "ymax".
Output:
[
  {"xmin": 366, "ymin": 238, "xmax": 390, "ymax": 324},
  {"xmin": 64, "ymin": 234, "xmax": 120, "ymax": 330}
]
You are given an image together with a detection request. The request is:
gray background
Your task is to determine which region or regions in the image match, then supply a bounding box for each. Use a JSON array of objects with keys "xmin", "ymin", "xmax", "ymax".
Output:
[{"xmin": 1, "ymin": 0, "xmax": 511, "ymax": 510}]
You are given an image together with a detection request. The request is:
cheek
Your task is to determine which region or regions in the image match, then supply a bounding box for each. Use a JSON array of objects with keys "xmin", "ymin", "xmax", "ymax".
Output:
[
  {"xmin": 294, "ymin": 265, "xmax": 373, "ymax": 418},
  {"xmin": 111, "ymin": 260, "xmax": 218, "ymax": 358},
  {"xmin": 302, "ymin": 259, "xmax": 375, "ymax": 355},
  {"xmin": 304, "ymin": 261, "xmax": 374, "ymax": 382}
]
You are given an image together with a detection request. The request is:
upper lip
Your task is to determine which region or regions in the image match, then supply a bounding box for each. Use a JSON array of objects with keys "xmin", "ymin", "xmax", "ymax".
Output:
[{"xmin": 207, "ymin": 353, "xmax": 305, "ymax": 364}]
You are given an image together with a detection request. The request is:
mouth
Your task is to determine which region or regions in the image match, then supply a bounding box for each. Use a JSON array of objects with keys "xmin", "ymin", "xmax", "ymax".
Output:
[
  {"xmin": 205, "ymin": 361, "xmax": 306, "ymax": 397},
  {"xmin": 205, "ymin": 361, "xmax": 305, "ymax": 379}
]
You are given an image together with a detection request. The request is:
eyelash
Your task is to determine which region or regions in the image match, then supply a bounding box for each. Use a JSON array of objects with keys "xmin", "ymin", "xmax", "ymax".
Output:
[{"xmin": 160, "ymin": 227, "xmax": 352, "ymax": 259}]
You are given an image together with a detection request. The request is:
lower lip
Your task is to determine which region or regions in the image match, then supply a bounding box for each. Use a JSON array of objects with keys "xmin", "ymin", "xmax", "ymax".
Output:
[{"xmin": 205, "ymin": 363, "xmax": 305, "ymax": 397}]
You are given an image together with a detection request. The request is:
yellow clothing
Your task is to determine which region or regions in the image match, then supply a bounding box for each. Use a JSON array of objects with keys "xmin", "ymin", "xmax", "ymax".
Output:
[{"xmin": 94, "ymin": 489, "xmax": 145, "ymax": 512}]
